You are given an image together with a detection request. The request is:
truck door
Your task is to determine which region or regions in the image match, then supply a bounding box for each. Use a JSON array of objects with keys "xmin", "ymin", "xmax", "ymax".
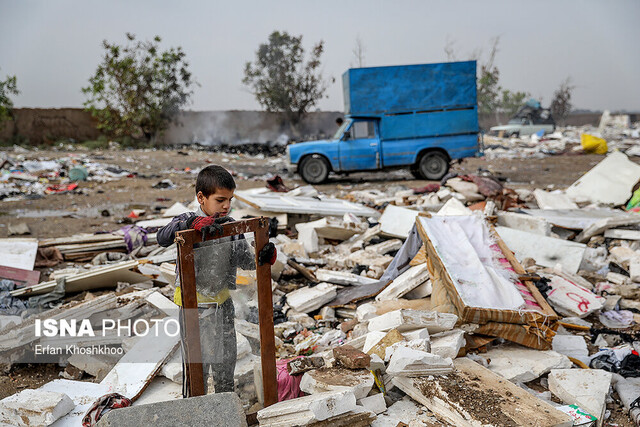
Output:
[{"xmin": 339, "ymin": 120, "xmax": 380, "ymax": 171}]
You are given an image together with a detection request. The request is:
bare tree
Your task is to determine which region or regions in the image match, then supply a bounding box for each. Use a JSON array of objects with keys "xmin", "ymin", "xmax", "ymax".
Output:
[
  {"xmin": 351, "ymin": 36, "xmax": 366, "ymax": 68},
  {"xmin": 550, "ymin": 77, "xmax": 575, "ymax": 126},
  {"xmin": 444, "ymin": 36, "xmax": 457, "ymax": 61}
]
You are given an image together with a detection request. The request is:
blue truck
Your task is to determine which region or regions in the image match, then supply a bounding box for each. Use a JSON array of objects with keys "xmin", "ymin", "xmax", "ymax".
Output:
[{"xmin": 287, "ymin": 61, "xmax": 481, "ymax": 184}]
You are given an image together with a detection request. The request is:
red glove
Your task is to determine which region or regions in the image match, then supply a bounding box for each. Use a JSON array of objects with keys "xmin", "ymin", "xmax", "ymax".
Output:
[
  {"xmin": 258, "ymin": 242, "xmax": 277, "ymax": 266},
  {"xmin": 186, "ymin": 215, "xmax": 216, "ymax": 231}
]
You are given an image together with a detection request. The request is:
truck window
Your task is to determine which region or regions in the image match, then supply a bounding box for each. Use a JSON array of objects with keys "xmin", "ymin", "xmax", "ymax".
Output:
[
  {"xmin": 352, "ymin": 121, "xmax": 376, "ymax": 139},
  {"xmin": 334, "ymin": 119, "xmax": 351, "ymax": 140}
]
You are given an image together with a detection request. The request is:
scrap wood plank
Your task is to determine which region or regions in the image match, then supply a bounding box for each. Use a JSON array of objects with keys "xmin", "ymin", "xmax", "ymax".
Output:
[
  {"xmin": 100, "ymin": 316, "xmax": 180, "ymax": 401},
  {"xmin": 328, "ymin": 280, "xmax": 391, "ymax": 307},
  {"xmin": 10, "ymin": 260, "xmax": 146, "ymax": 297},
  {"xmin": 38, "ymin": 233, "xmax": 122, "ymax": 247},
  {"xmin": 0, "ymin": 265, "xmax": 40, "ymax": 287},
  {"xmin": 392, "ymin": 357, "xmax": 573, "ymax": 427}
]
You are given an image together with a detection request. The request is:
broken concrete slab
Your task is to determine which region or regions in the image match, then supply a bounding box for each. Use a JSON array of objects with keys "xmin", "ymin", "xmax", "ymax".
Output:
[
  {"xmin": 552, "ymin": 335, "xmax": 589, "ymax": 365},
  {"xmin": 367, "ymin": 309, "xmax": 457, "ymax": 334},
  {"xmin": 437, "ymin": 197, "xmax": 473, "ymax": 215},
  {"xmin": 393, "ymin": 357, "xmax": 573, "ymax": 427},
  {"xmin": 533, "ymin": 189, "xmax": 578, "ymax": 210},
  {"xmin": 496, "ymin": 226, "xmax": 586, "ymax": 273},
  {"xmin": 68, "ymin": 351, "xmax": 120, "ymax": 381},
  {"xmin": 549, "ymin": 369, "xmax": 613, "ymax": 426},
  {"xmin": 96, "ymin": 392, "xmax": 247, "ymax": 427},
  {"xmin": 483, "ymin": 344, "xmax": 571, "ymax": 383},
  {"xmin": 576, "ymin": 215, "xmax": 640, "ymax": 243},
  {"xmin": 357, "ymin": 393, "xmax": 387, "ymax": 415},
  {"xmin": 522, "ymin": 207, "xmax": 635, "ymax": 230},
  {"xmin": 0, "ymin": 389, "xmax": 74, "ymax": 427},
  {"xmin": 375, "ymin": 264, "xmax": 430, "ymax": 302},
  {"xmin": 605, "ymin": 229, "xmax": 640, "ymax": 240},
  {"xmin": 370, "ymin": 397, "xmax": 436, "ymax": 426},
  {"xmin": 286, "ymin": 282, "xmax": 338, "ymax": 313},
  {"xmin": 333, "ymin": 345, "xmax": 370, "ymax": 370},
  {"xmin": 131, "ymin": 377, "xmax": 182, "ymax": 407},
  {"xmin": 160, "ymin": 347, "xmax": 182, "ymax": 384},
  {"xmin": 386, "ymin": 347, "xmax": 453, "ymax": 377},
  {"xmin": 257, "ymin": 390, "xmax": 357, "ymax": 426},
  {"xmin": 565, "ymin": 151, "xmax": 640, "ymax": 205},
  {"xmin": 39, "ymin": 379, "xmax": 111, "ymax": 427},
  {"xmin": 287, "ymin": 356, "xmax": 325, "ymax": 375},
  {"xmin": 497, "ymin": 211, "xmax": 551, "ymax": 236},
  {"xmin": 429, "ymin": 329, "xmax": 465, "ymax": 360},
  {"xmin": 314, "ymin": 269, "xmax": 378, "ymax": 286},
  {"xmin": 300, "ymin": 367, "xmax": 374, "ymax": 399},
  {"xmin": 0, "ymin": 238, "xmax": 38, "ymax": 271},
  {"xmin": 378, "ymin": 205, "xmax": 420, "ymax": 239}
]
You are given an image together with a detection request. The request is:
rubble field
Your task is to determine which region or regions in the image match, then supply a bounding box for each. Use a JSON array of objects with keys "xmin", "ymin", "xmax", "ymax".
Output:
[
  {"xmin": 2, "ymin": 118, "xmax": 640, "ymax": 427},
  {"xmin": 0, "ymin": 147, "xmax": 614, "ymax": 239}
]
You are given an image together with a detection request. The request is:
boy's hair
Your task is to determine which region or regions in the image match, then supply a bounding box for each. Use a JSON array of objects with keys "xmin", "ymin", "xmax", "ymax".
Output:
[{"xmin": 196, "ymin": 165, "xmax": 236, "ymax": 197}]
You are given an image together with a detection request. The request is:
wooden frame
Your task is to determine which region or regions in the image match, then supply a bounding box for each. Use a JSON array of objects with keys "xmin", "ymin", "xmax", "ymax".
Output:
[
  {"xmin": 175, "ymin": 217, "xmax": 277, "ymax": 406},
  {"xmin": 416, "ymin": 217, "xmax": 558, "ymax": 325}
]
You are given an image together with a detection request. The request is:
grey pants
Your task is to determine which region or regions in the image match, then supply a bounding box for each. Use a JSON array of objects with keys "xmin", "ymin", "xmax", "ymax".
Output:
[{"xmin": 179, "ymin": 299, "xmax": 237, "ymax": 397}]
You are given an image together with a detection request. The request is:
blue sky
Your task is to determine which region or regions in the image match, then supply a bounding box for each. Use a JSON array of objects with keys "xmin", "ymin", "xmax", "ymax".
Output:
[{"xmin": 1, "ymin": 0, "xmax": 638, "ymax": 111}]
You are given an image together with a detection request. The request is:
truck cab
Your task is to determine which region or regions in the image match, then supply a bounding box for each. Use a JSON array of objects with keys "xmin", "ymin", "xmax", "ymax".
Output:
[{"xmin": 287, "ymin": 61, "xmax": 481, "ymax": 184}]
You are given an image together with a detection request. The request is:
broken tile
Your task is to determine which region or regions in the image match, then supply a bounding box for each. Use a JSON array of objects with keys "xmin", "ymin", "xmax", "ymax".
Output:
[
  {"xmin": 287, "ymin": 356, "xmax": 326, "ymax": 375},
  {"xmin": 549, "ymin": 369, "xmax": 613, "ymax": 425},
  {"xmin": 357, "ymin": 393, "xmax": 386, "ymax": 415},
  {"xmin": 483, "ymin": 344, "xmax": 571, "ymax": 383},
  {"xmin": 386, "ymin": 347, "xmax": 453, "ymax": 377},
  {"xmin": 300, "ymin": 367, "xmax": 374, "ymax": 399},
  {"xmin": 375, "ymin": 264, "xmax": 430, "ymax": 302},
  {"xmin": 429, "ymin": 329, "xmax": 465, "ymax": 360},
  {"xmin": 0, "ymin": 389, "xmax": 74, "ymax": 427},
  {"xmin": 367, "ymin": 309, "xmax": 457, "ymax": 333},
  {"xmin": 286, "ymin": 282, "xmax": 338, "ymax": 313}
]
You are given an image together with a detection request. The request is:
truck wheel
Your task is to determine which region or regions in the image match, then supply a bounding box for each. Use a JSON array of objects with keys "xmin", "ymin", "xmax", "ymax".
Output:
[
  {"xmin": 417, "ymin": 152, "xmax": 449, "ymax": 180},
  {"xmin": 299, "ymin": 155, "xmax": 330, "ymax": 184}
]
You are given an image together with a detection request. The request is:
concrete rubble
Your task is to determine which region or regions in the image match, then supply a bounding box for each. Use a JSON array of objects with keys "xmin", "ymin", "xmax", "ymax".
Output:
[{"xmin": 4, "ymin": 119, "xmax": 640, "ymax": 425}]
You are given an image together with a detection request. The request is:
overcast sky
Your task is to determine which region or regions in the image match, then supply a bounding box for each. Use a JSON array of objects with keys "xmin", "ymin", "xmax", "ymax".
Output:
[{"xmin": 1, "ymin": 0, "xmax": 639, "ymax": 112}]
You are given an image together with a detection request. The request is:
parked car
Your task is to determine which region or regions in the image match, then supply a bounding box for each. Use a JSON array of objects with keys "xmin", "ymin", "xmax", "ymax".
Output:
[{"xmin": 490, "ymin": 99, "xmax": 555, "ymax": 137}]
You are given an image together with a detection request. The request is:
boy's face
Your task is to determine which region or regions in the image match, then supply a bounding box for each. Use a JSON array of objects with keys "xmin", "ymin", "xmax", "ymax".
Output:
[{"xmin": 197, "ymin": 188, "xmax": 234, "ymax": 217}]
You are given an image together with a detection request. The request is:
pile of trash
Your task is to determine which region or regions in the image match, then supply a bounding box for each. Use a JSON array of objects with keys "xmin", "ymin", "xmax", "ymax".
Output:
[
  {"xmin": 484, "ymin": 111, "xmax": 640, "ymax": 160},
  {"xmin": 4, "ymin": 150, "xmax": 640, "ymax": 425},
  {"xmin": 0, "ymin": 152, "xmax": 136, "ymax": 201}
]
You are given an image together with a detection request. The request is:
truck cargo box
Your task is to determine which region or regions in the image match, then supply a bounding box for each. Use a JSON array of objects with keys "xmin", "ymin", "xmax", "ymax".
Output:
[{"xmin": 342, "ymin": 61, "xmax": 477, "ymax": 116}]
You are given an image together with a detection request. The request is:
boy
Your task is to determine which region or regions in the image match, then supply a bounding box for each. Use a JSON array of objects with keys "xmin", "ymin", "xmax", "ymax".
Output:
[{"xmin": 157, "ymin": 165, "xmax": 275, "ymax": 396}]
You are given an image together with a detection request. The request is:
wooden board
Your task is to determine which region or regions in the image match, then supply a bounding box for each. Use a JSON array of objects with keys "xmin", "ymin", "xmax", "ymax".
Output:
[
  {"xmin": 392, "ymin": 358, "xmax": 573, "ymax": 427},
  {"xmin": 10, "ymin": 261, "xmax": 147, "ymax": 297},
  {"xmin": 100, "ymin": 316, "xmax": 180, "ymax": 401},
  {"xmin": 0, "ymin": 265, "xmax": 40, "ymax": 287}
]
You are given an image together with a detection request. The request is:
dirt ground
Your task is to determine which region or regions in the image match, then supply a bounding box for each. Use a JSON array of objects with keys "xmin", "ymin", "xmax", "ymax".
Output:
[{"xmin": 0, "ymin": 148, "xmax": 612, "ymax": 240}]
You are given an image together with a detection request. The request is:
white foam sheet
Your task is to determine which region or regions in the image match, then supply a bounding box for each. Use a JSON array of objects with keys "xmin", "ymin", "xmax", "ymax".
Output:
[
  {"xmin": 419, "ymin": 215, "xmax": 525, "ymax": 310},
  {"xmin": 0, "ymin": 238, "xmax": 38, "ymax": 270}
]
